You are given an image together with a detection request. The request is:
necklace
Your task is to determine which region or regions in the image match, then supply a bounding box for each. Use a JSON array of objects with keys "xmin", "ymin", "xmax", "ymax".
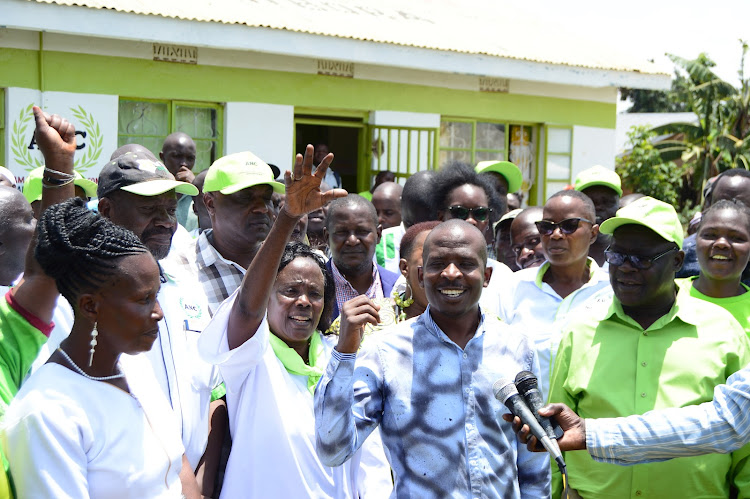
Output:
[
  {"xmin": 392, "ymin": 290, "xmax": 415, "ymax": 321},
  {"xmin": 57, "ymin": 348, "xmax": 126, "ymax": 381}
]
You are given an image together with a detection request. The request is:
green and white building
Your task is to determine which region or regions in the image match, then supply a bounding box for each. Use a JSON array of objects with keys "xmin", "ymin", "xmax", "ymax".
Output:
[{"xmin": 0, "ymin": 0, "xmax": 669, "ymax": 204}]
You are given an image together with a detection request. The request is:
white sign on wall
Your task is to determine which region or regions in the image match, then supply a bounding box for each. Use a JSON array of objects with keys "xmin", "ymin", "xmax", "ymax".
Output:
[{"xmin": 5, "ymin": 88, "xmax": 118, "ymax": 189}]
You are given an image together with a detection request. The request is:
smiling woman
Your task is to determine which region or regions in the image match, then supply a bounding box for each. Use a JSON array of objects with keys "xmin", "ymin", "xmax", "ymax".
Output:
[{"xmin": 679, "ymin": 199, "xmax": 750, "ymax": 336}]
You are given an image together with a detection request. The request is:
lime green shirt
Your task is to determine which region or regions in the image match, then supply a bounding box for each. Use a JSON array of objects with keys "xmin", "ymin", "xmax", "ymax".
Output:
[
  {"xmin": 549, "ymin": 290, "xmax": 750, "ymax": 499},
  {"xmin": 678, "ymin": 276, "xmax": 750, "ymax": 337},
  {"xmin": 0, "ymin": 292, "xmax": 52, "ymax": 499}
]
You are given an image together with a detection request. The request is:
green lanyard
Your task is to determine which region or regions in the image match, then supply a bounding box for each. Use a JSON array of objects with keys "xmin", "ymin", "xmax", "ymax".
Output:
[{"xmin": 268, "ymin": 331, "xmax": 325, "ymax": 395}]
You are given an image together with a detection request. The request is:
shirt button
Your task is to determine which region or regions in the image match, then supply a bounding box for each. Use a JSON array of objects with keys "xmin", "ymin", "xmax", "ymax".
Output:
[
  {"xmin": 463, "ymin": 353, "xmax": 468, "ymax": 359},
  {"xmin": 636, "ymin": 491, "xmax": 642, "ymax": 496},
  {"xmin": 641, "ymin": 362, "xmax": 647, "ymax": 367},
  {"xmin": 641, "ymin": 393, "xmax": 646, "ymax": 398},
  {"xmin": 643, "ymin": 332, "xmax": 648, "ymax": 336},
  {"xmin": 465, "ymin": 388, "xmax": 470, "ymax": 394}
]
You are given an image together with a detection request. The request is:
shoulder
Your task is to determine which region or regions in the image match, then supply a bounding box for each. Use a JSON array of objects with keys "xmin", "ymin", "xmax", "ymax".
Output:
[
  {"xmin": 677, "ymin": 291, "xmax": 745, "ymax": 332},
  {"xmin": 377, "ymin": 265, "xmax": 400, "ymax": 287}
]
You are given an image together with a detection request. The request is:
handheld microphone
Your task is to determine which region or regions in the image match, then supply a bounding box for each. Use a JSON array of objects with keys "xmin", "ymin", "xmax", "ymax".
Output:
[
  {"xmin": 515, "ymin": 371, "xmax": 563, "ymax": 441},
  {"xmin": 494, "ymin": 378, "xmax": 564, "ymax": 468}
]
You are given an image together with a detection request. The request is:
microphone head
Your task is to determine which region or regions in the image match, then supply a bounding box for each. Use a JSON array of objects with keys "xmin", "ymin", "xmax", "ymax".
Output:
[
  {"xmin": 492, "ymin": 378, "xmax": 518, "ymax": 403},
  {"xmin": 515, "ymin": 370, "xmax": 538, "ymax": 394}
]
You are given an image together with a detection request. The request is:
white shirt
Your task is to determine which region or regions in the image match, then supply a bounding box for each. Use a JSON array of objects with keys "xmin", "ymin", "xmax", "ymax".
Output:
[
  {"xmin": 497, "ymin": 258, "xmax": 612, "ymax": 392},
  {"xmin": 130, "ymin": 258, "xmax": 220, "ymax": 469},
  {"xmin": 479, "ymin": 258, "xmax": 514, "ymax": 319},
  {"xmin": 374, "ymin": 223, "xmax": 406, "ymax": 274},
  {"xmin": 198, "ymin": 290, "xmax": 392, "ymax": 498},
  {"xmin": 3, "ymin": 355, "xmax": 184, "ymax": 498}
]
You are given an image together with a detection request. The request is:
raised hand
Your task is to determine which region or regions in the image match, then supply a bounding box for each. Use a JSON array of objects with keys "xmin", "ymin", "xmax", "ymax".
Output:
[
  {"xmin": 282, "ymin": 144, "xmax": 347, "ymax": 218},
  {"xmin": 32, "ymin": 106, "xmax": 76, "ymax": 169},
  {"xmin": 336, "ymin": 295, "xmax": 380, "ymax": 354},
  {"xmin": 175, "ymin": 166, "xmax": 196, "ymax": 184}
]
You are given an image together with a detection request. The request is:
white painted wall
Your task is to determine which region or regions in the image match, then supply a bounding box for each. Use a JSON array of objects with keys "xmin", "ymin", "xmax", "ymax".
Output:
[
  {"xmin": 5, "ymin": 87, "xmax": 118, "ymax": 187},
  {"xmin": 224, "ymin": 102, "xmax": 294, "ymax": 171},
  {"xmin": 370, "ymin": 111, "xmax": 440, "ymax": 128},
  {"xmin": 571, "ymin": 125, "xmax": 616, "ymax": 178}
]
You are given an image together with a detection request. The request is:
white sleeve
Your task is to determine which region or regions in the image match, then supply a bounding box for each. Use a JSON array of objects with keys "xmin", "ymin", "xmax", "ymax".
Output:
[
  {"xmin": 197, "ymin": 288, "xmax": 269, "ymax": 393},
  {"xmin": 4, "ymin": 402, "xmax": 91, "ymax": 498}
]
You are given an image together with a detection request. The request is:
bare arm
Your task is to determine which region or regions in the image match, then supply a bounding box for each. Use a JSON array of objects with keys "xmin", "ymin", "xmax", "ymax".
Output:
[
  {"xmin": 226, "ymin": 145, "xmax": 347, "ymax": 350},
  {"xmin": 179, "ymin": 454, "xmax": 201, "ymax": 499},
  {"xmin": 194, "ymin": 398, "xmax": 227, "ymax": 497},
  {"xmin": 12, "ymin": 106, "xmax": 77, "ymax": 322}
]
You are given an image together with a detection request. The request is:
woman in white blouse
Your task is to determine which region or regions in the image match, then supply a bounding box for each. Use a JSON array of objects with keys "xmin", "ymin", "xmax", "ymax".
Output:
[
  {"xmin": 3, "ymin": 199, "xmax": 199, "ymax": 498},
  {"xmin": 199, "ymin": 146, "xmax": 392, "ymax": 498}
]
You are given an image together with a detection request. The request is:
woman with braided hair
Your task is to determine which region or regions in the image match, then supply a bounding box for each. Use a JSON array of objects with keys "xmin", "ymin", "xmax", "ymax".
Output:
[{"xmin": 3, "ymin": 198, "xmax": 200, "ymax": 498}]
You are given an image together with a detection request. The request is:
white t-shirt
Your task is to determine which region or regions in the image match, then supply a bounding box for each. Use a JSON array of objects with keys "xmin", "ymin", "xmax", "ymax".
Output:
[
  {"xmin": 3, "ymin": 355, "xmax": 184, "ymax": 498},
  {"xmin": 198, "ymin": 290, "xmax": 392, "ymax": 498},
  {"xmin": 479, "ymin": 258, "xmax": 514, "ymax": 319}
]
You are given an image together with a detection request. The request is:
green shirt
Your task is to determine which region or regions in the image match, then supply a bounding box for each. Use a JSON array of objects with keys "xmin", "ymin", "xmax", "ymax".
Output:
[
  {"xmin": 678, "ymin": 276, "xmax": 750, "ymax": 337},
  {"xmin": 549, "ymin": 290, "xmax": 750, "ymax": 499},
  {"xmin": 0, "ymin": 292, "xmax": 52, "ymax": 499}
]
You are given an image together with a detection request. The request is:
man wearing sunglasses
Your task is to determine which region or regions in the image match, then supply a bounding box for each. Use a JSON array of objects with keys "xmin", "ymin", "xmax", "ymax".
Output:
[
  {"xmin": 547, "ymin": 196, "xmax": 750, "ymax": 499},
  {"xmin": 498, "ymin": 190, "xmax": 611, "ymax": 393}
]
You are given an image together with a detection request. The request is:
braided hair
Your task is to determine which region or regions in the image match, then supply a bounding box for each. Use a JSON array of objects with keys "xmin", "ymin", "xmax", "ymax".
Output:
[
  {"xmin": 35, "ymin": 197, "xmax": 149, "ymax": 308},
  {"xmin": 278, "ymin": 241, "xmax": 335, "ymax": 333}
]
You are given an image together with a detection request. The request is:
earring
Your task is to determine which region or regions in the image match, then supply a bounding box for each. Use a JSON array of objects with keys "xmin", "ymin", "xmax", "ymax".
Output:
[{"xmin": 88, "ymin": 323, "xmax": 98, "ymax": 367}]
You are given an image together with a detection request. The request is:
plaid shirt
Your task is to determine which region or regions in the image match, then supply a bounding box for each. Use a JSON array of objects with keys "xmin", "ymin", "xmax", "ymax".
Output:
[
  {"xmin": 330, "ymin": 261, "xmax": 384, "ymax": 314},
  {"xmin": 194, "ymin": 230, "xmax": 246, "ymax": 315}
]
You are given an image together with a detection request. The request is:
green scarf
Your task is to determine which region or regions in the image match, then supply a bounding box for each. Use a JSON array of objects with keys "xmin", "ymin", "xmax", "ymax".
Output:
[{"xmin": 268, "ymin": 331, "xmax": 325, "ymax": 395}]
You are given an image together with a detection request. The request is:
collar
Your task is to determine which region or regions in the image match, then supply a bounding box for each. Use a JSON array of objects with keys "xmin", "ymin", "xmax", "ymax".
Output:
[
  {"xmin": 534, "ymin": 257, "xmax": 601, "ymax": 289},
  {"xmin": 602, "ymin": 286, "xmax": 700, "ymax": 331},
  {"xmin": 196, "ymin": 229, "xmax": 246, "ymax": 274},
  {"xmin": 422, "ymin": 304, "xmax": 486, "ymax": 346},
  {"xmin": 331, "ymin": 259, "xmax": 379, "ymax": 293}
]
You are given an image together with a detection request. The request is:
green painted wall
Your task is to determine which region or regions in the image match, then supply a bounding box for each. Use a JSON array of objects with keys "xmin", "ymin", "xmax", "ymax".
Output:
[{"xmin": 0, "ymin": 48, "xmax": 616, "ymax": 128}]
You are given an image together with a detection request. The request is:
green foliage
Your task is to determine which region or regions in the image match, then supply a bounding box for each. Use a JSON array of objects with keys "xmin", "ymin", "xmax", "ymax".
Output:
[
  {"xmin": 616, "ymin": 126, "xmax": 687, "ymax": 208},
  {"xmin": 620, "ymin": 73, "xmax": 690, "ymax": 113}
]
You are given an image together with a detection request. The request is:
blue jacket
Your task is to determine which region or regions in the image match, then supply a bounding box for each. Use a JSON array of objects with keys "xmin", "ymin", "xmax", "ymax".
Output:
[{"xmin": 325, "ymin": 260, "xmax": 400, "ymax": 319}]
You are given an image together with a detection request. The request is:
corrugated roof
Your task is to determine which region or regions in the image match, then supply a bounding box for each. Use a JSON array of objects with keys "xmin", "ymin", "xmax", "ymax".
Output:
[{"xmin": 29, "ymin": 0, "xmax": 669, "ymax": 75}]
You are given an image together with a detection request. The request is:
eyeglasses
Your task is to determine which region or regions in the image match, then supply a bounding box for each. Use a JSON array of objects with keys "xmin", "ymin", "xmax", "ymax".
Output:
[
  {"xmin": 604, "ymin": 247, "xmax": 678, "ymax": 270},
  {"xmin": 447, "ymin": 205, "xmax": 492, "ymax": 222},
  {"xmin": 535, "ymin": 217, "xmax": 594, "ymax": 236}
]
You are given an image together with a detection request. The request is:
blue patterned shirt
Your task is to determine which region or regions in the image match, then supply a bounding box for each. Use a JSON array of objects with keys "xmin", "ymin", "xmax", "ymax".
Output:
[
  {"xmin": 314, "ymin": 306, "xmax": 550, "ymax": 498},
  {"xmin": 587, "ymin": 365, "xmax": 750, "ymax": 465}
]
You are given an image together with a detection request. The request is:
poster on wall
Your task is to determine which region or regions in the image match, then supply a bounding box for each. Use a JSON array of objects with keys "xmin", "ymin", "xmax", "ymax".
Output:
[{"xmin": 5, "ymin": 88, "xmax": 118, "ymax": 191}]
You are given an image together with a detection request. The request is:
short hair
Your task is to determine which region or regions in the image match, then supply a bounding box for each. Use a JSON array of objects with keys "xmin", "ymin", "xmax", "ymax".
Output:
[
  {"xmin": 423, "ymin": 219, "xmax": 488, "ymax": 267},
  {"xmin": 401, "ymin": 170, "xmax": 437, "ymax": 227},
  {"xmin": 432, "ymin": 162, "xmax": 504, "ymax": 217},
  {"xmin": 709, "ymin": 169, "xmax": 750, "ymax": 205},
  {"xmin": 699, "ymin": 199, "xmax": 750, "ymax": 231},
  {"xmin": 547, "ymin": 190, "xmax": 596, "ymax": 221},
  {"xmin": 35, "ymin": 197, "xmax": 149, "ymax": 308},
  {"xmin": 278, "ymin": 241, "xmax": 335, "ymax": 332},
  {"xmin": 325, "ymin": 194, "xmax": 378, "ymax": 231},
  {"xmin": 400, "ymin": 221, "xmax": 441, "ymax": 260}
]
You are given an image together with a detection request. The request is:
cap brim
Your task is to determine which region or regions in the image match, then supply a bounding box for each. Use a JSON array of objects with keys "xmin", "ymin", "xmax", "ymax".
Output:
[
  {"xmin": 599, "ymin": 216, "xmax": 677, "ymax": 244},
  {"xmin": 219, "ymin": 179, "xmax": 286, "ymax": 195},
  {"xmin": 476, "ymin": 161, "xmax": 523, "ymax": 193},
  {"xmin": 121, "ymin": 179, "xmax": 199, "ymax": 197},
  {"xmin": 74, "ymin": 178, "xmax": 99, "ymax": 198},
  {"xmin": 576, "ymin": 180, "xmax": 623, "ymax": 196}
]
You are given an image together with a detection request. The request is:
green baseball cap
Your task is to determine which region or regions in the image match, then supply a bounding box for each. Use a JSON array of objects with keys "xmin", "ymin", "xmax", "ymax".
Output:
[
  {"xmin": 23, "ymin": 166, "xmax": 99, "ymax": 203},
  {"xmin": 475, "ymin": 161, "xmax": 523, "ymax": 193},
  {"xmin": 203, "ymin": 151, "xmax": 285, "ymax": 195},
  {"xmin": 574, "ymin": 165, "xmax": 623, "ymax": 196},
  {"xmin": 97, "ymin": 152, "xmax": 198, "ymax": 198},
  {"xmin": 599, "ymin": 196, "xmax": 683, "ymax": 248}
]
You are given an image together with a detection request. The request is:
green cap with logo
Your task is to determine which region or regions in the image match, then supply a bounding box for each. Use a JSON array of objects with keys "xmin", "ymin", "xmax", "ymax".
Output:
[
  {"xmin": 599, "ymin": 196, "xmax": 683, "ymax": 248},
  {"xmin": 23, "ymin": 166, "xmax": 98, "ymax": 203},
  {"xmin": 574, "ymin": 165, "xmax": 623, "ymax": 196},
  {"xmin": 475, "ymin": 161, "xmax": 523, "ymax": 193},
  {"xmin": 203, "ymin": 151, "xmax": 285, "ymax": 195}
]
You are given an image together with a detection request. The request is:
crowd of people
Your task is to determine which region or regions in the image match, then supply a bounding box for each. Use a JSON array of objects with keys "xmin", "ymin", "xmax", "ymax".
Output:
[{"xmin": 1, "ymin": 106, "xmax": 750, "ymax": 499}]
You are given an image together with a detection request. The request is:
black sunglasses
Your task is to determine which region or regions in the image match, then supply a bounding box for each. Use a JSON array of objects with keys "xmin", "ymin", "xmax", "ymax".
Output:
[
  {"xmin": 448, "ymin": 205, "xmax": 492, "ymax": 222},
  {"xmin": 604, "ymin": 246, "xmax": 678, "ymax": 270},
  {"xmin": 535, "ymin": 217, "xmax": 594, "ymax": 236}
]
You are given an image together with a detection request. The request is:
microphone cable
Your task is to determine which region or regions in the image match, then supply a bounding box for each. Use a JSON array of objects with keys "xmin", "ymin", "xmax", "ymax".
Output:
[{"xmin": 557, "ymin": 456, "xmax": 570, "ymax": 499}]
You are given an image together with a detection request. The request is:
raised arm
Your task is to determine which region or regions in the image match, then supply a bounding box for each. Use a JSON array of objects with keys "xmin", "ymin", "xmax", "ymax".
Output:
[
  {"xmin": 226, "ymin": 145, "xmax": 347, "ymax": 350},
  {"xmin": 12, "ymin": 107, "xmax": 77, "ymax": 323}
]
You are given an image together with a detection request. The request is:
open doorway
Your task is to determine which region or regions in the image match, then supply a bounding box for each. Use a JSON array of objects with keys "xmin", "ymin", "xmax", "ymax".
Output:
[{"xmin": 295, "ymin": 118, "xmax": 363, "ymax": 193}]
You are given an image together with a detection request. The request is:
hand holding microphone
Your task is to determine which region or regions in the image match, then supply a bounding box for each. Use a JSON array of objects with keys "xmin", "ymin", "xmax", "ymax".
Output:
[{"xmin": 515, "ymin": 371, "xmax": 563, "ymax": 441}]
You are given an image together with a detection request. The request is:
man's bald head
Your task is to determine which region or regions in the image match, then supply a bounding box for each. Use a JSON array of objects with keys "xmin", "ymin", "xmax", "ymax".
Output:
[
  {"xmin": 371, "ymin": 181, "xmax": 403, "ymax": 229},
  {"xmin": 110, "ymin": 143, "xmax": 158, "ymax": 161},
  {"xmin": 0, "ymin": 186, "xmax": 36, "ymax": 285},
  {"xmin": 160, "ymin": 132, "xmax": 197, "ymax": 177},
  {"xmin": 710, "ymin": 169, "xmax": 750, "ymax": 207},
  {"xmin": 423, "ymin": 219, "xmax": 488, "ymax": 267},
  {"xmin": 402, "ymin": 170, "xmax": 437, "ymax": 228}
]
